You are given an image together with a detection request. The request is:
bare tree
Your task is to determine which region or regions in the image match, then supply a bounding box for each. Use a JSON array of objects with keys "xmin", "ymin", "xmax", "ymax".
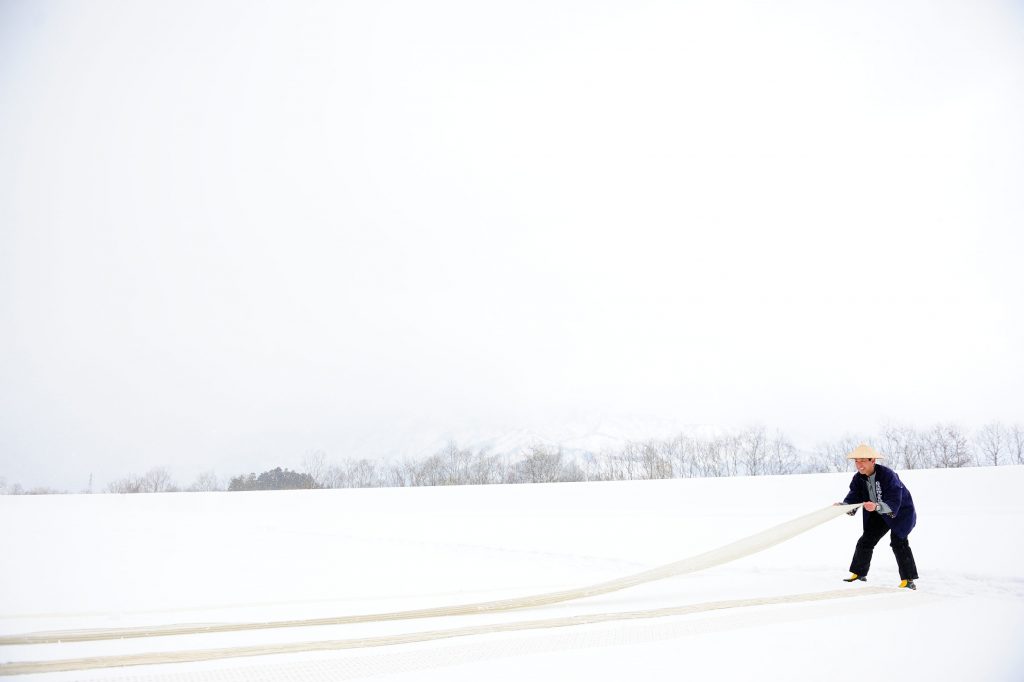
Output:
[
  {"xmin": 383, "ymin": 458, "xmax": 418, "ymax": 488},
  {"xmin": 560, "ymin": 459, "xmax": 587, "ymax": 482},
  {"xmin": 320, "ymin": 463, "xmax": 345, "ymax": 488},
  {"xmin": 513, "ymin": 445, "xmax": 567, "ymax": 483},
  {"xmin": 609, "ymin": 444, "xmax": 641, "ymax": 481},
  {"xmin": 413, "ymin": 453, "xmax": 447, "ymax": 487},
  {"xmin": 692, "ymin": 436, "xmax": 729, "ymax": 477},
  {"xmin": 25, "ymin": 486, "xmax": 65, "ymax": 495},
  {"xmin": 666, "ymin": 434, "xmax": 695, "ymax": 478},
  {"xmin": 467, "ymin": 451, "xmax": 504, "ymax": 485},
  {"xmin": 580, "ymin": 452, "xmax": 602, "ymax": 482},
  {"xmin": 879, "ymin": 423, "xmax": 928, "ymax": 470},
  {"xmin": 315, "ymin": 459, "xmax": 381, "ymax": 488},
  {"xmin": 188, "ymin": 470, "xmax": 222, "ymax": 492},
  {"xmin": 645, "ymin": 440, "xmax": 675, "ymax": 479},
  {"xmin": 142, "ymin": 468, "xmax": 174, "ymax": 493},
  {"xmin": 764, "ymin": 431, "xmax": 800, "ymax": 475},
  {"xmin": 0, "ymin": 476, "xmax": 33, "ymax": 494},
  {"xmin": 108, "ymin": 474, "xmax": 144, "ymax": 494},
  {"xmin": 346, "ymin": 459, "xmax": 380, "ymax": 488},
  {"xmin": 1010, "ymin": 424, "xmax": 1024, "ymax": 465},
  {"xmin": 302, "ymin": 450, "xmax": 329, "ymax": 487},
  {"xmin": 623, "ymin": 440, "xmax": 672, "ymax": 480},
  {"xmin": 925, "ymin": 424, "xmax": 974, "ymax": 468},
  {"xmin": 439, "ymin": 441, "xmax": 474, "ymax": 485},
  {"xmin": 974, "ymin": 422, "xmax": 1007, "ymax": 467},
  {"xmin": 736, "ymin": 426, "xmax": 768, "ymax": 476},
  {"xmin": 810, "ymin": 435, "xmax": 864, "ymax": 473}
]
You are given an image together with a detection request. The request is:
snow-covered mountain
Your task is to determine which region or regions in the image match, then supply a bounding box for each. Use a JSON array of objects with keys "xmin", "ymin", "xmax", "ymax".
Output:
[{"xmin": 327, "ymin": 414, "xmax": 729, "ymax": 464}]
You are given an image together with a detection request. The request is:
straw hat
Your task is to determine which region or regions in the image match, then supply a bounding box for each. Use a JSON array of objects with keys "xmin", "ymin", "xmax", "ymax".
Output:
[{"xmin": 846, "ymin": 443, "xmax": 883, "ymax": 460}]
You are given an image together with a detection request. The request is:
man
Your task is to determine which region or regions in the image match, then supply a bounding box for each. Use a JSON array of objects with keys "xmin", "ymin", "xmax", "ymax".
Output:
[{"xmin": 839, "ymin": 444, "xmax": 919, "ymax": 590}]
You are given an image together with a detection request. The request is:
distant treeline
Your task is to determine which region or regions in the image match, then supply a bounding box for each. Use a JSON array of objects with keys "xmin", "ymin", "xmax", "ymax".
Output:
[{"xmin": 2, "ymin": 421, "xmax": 1022, "ymax": 495}]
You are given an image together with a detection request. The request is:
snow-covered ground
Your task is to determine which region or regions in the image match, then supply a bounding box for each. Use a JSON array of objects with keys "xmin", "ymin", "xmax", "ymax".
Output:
[{"xmin": 1, "ymin": 466, "xmax": 1022, "ymax": 681}]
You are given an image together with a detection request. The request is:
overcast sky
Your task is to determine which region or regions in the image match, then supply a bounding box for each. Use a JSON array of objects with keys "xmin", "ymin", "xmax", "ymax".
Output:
[{"xmin": 2, "ymin": 0, "xmax": 1023, "ymax": 490}]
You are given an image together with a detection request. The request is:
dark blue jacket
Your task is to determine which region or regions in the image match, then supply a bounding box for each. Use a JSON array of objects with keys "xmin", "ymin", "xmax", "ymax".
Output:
[{"xmin": 843, "ymin": 464, "xmax": 917, "ymax": 539}]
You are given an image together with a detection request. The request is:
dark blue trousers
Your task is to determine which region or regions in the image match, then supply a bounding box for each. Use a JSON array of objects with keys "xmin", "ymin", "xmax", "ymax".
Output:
[{"xmin": 849, "ymin": 510, "xmax": 919, "ymax": 580}]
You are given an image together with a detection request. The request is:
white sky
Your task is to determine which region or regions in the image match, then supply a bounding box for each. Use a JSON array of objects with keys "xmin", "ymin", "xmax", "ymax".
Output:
[{"xmin": 2, "ymin": 0, "xmax": 1023, "ymax": 489}]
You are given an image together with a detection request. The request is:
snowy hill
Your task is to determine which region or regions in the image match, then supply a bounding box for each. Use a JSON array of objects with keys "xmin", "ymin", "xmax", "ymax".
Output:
[
  {"xmin": 1, "ymin": 466, "xmax": 1022, "ymax": 680},
  {"xmin": 336, "ymin": 414, "xmax": 726, "ymax": 464}
]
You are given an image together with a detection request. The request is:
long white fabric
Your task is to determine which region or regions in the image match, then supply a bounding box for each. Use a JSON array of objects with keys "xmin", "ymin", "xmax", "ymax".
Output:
[
  {"xmin": 0, "ymin": 503, "xmax": 865, "ymax": 675},
  {"xmin": 0, "ymin": 587, "xmax": 890, "ymax": 676}
]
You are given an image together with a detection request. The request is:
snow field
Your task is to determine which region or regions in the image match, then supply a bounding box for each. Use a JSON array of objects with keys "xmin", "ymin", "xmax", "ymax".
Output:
[{"xmin": 1, "ymin": 466, "xmax": 1022, "ymax": 680}]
